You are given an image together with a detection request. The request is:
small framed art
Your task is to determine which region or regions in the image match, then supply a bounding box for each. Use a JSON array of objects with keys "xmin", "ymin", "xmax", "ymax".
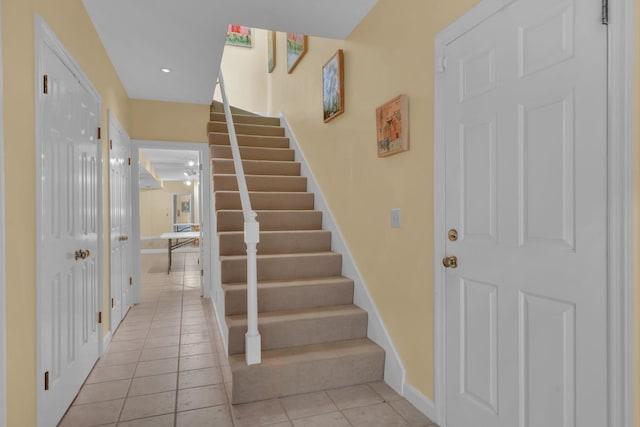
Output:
[
  {"xmin": 322, "ymin": 49, "xmax": 344, "ymax": 123},
  {"xmin": 376, "ymin": 95, "xmax": 409, "ymax": 157},
  {"xmin": 287, "ymin": 33, "xmax": 307, "ymax": 73},
  {"xmin": 226, "ymin": 25, "xmax": 252, "ymax": 47}
]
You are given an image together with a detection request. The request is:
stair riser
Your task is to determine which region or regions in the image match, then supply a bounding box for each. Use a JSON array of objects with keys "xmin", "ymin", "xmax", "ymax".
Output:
[
  {"xmin": 210, "ymin": 112, "xmax": 281, "ymax": 127},
  {"xmin": 215, "ymin": 192, "xmax": 314, "ymax": 211},
  {"xmin": 216, "ymin": 211, "xmax": 323, "ymax": 232},
  {"xmin": 219, "ymin": 231, "xmax": 331, "ymax": 256},
  {"xmin": 230, "ymin": 345, "xmax": 385, "ymax": 404},
  {"xmin": 224, "ymin": 281, "xmax": 354, "ymax": 315},
  {"xmin": 212, "ymin": 159, "xmax": 301, "ymax": 176},
  {"xmin": 210, "ymin": 145, "xmax": 294, "ymax": 162},
  {"xmin": 213, "ymin": 175, "xmax": 307, "ymax": 192},
  {"xmin": 221, "ymin": 254, "xmax": 342, "ymax": 283},
  {"xmin": 227, "ymin": 311, "xmax": 367, "ymax": 355},
  {"xmin": 208, "ymin": 121, "xmax": 285, "ymax": 137},
  {"xmin": 209, "ymin": 133, "xmax": 289, "ymax": 149}
]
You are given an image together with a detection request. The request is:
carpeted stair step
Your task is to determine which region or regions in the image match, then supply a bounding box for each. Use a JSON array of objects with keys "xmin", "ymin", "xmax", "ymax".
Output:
[
  {"xmin": 216, "ymin": 210, "xmax": 323, "ymax": 232},
  {"xmin": 215, "ymin": 191, "xmax": 314, "ymax": 211},
  {"xmin": 220, "ymin": 252, "xmax": 341, "ymax": 283},
  {"xmin": 209, "ymin": 132, "xmax": 290, "ymax": 149},
  {"xmin": 229, "ymin": 338, "xmax": 385, "ymax": 404},
  {"xmin": 210, "ymin": 111, "xmax": 281, "ymax": 127},
  {"xmin": 213, "ymin": 174, "xmax": 307, "ymax": 192},
  {"xmin": 223, "ymin": 276, "xmax": 354, "ymax": 316},
  {"xmin": 212, "ymin": 159, "xmax": 300, "ymax": 176},
  {"xmin": 226, "ymin": 305, "xmax": 368, "ymax": 355},
  {"xmin": 208, "ymin": 121, "xmax": 285, "ymax": 137},
  {"xmin": 210, "ymin": 145, "xmax": 295, "ymax": 162},
  {"xmin": 219, "ymin": 230, "xmax": 332, "ymax": 256}
]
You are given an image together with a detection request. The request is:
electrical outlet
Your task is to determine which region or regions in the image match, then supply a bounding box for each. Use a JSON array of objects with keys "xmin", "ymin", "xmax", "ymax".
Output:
[{"xmin": 391, "ymin": 208, "xmax": 402, "ymax": 228}]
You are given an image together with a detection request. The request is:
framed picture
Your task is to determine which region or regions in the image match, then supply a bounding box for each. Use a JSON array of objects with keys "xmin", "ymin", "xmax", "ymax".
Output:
[
  {"xmin": 376, "ymin": 95, "xmax": 409, "ymax": 157},
  {"xmin": 287, "ymin": 33, "xmax": 307, "ymax": 73},
  {"xmin": 226, "ymin": 25, "xmax": 252, "ymax": 47},
  {"xmin": 181, "ymin": 201, "xmax": 190, "ymax": 213},
  {"xmin": 268, "ymin": 31, "xmax": 276, "ymax": 73},
  {"xmin": 322, "ymin": 49, "xmax": 345, "ymax": 123}
]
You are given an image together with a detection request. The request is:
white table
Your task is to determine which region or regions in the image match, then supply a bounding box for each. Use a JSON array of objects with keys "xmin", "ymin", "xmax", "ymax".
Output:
[{"xmin": 159, "ymin": 231, "xmax": 200, "ymax": 274}]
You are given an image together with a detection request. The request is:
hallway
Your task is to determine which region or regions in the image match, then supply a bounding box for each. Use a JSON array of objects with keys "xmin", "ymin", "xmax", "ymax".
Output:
[{"xmin": 58, "ymin": 253, "xmax": 437, "ymax": 426}]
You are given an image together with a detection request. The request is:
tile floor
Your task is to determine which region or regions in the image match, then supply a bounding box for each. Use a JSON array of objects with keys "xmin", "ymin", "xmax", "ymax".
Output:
[{"xmin": 59, "ymin": 252, "xmax": 438, "ymax": 427}]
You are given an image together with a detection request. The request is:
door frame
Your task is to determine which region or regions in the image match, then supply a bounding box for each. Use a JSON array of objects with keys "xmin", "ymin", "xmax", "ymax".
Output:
[
  {"xmin": 432, "ymin": 0, "xmax": 635, "ymax": 426},
  {"xmin": 108, "ymin": 110, "xmax": 131, "ymax": 333},
  {"xmin": 0, "ymin": 0, "xmax": 6, "ymax": 424},
  {"xmin": 131, "ymin": 140, "xmax": 213, "ymax": 303},
  {"xmin": 34, "ymin": 15, "xmax": 104, "ymax": 424}
]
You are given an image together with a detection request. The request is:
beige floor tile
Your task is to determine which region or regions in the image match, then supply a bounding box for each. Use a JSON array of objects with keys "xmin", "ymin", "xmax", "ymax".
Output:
[
  {"xmin": 368, "ymin": 381, "xmax": 403, "ymax": 402},
  {"xmin": 113, "ymin": 331, "xmax": 148, "ymax": 342},
  {"xmin": 327, "ymin": 384, "xmax": 384, "ymax": 410},
  {"xmin": 139, "ymin": 345, "xmax": 179, "ymax": 362},
  {"xmin": 176, "ymin": 405, "xmax": 233, "ymax": 427},
  {"xmin": 135, "ymin": 358, "xmax": 179, "ymax": 377},
  {"xmin": 180, "ymin": 342, "xmax": 214, "ymax": 356},
  {"xmin": 181, "ymin": 317, "xmax": 206, "ymax": 325},
  {"xmin": 180, "ymin": 332, "xmax": 211, "ymax": 345},
  {"xmin": 120, "ymin": 391, "xmax": 176, "ymax": 421},
  {"xmin": 117, "ymin": 414, "xmax": 175, "ymax": 427},
  {"xmin": 343, "ymin": 403, "xmax": 410, "ymax": 427},
  {"xmin": 97, "ymin": 349, "xmax": 141, "ymax": 367},
  {"xmin": 72, "ymin": 379, "xmax": 130, "ymax": 405},
  {"xmin": 107, "ymin": 340, "xmax": 145, "ymax": 353},
  {"xmin": 180, "ymin": 324, "xmax": 208, "ymax": 335},
  {"xmin": 86, "ymin": 363, "xmax": 136, "ymax": 384},
  {"xmin": 291, "ymin": 412, "xmax": 351, "ymax": 427},
  {"xmin": 178, "ymin": 367, "xmax": 222, "ymax": 389},
  {"xmin": 129, "ymin": 372, "xmax": 178, "ymax": 396},
  {"xmin": 147, "ymin": 326, "xmax": 181, "ymax": 338},
  {"xmin": 58, "ymin": 399, "xmax": 124, "ymax": 427},
  {"xmin": 177, "ymin": 384, "xmax": 227, "ymax": 411},
  {"xmin": 389, "ymin": 399, "xmax": 436, "ymax": 427},
  {"xmin": 145, "ymin": 335, "xmax": 181, "ymax": 348},
  {"xmin": 152, "ymin": 320, "xmax": 182, "ymax": 329},
  {"xmin": 231, "ymin": 399, "xmax": 289, "ymax": 427},
  {"xmin": 281, "ymin": 391, "xmax": 338, "ymax": 419},
  {"xmin": 267, "ymin": 423, "xmax": 293, "ymax": 427},
  {"xmin": 179, "ymin": 353, "xmax": 218, "ymax": 371}
]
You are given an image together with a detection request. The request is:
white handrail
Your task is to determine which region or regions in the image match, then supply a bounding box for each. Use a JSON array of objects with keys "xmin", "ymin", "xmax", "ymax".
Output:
[{"xmin": 217, "ymin": 70, "xmax": 261, "ymax": 365}]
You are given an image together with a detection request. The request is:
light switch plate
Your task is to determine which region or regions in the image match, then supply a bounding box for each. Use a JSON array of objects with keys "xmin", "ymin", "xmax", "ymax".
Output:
[{"xmin": 391, "ymin": 208, "xmax": 401, "ymax": 228}]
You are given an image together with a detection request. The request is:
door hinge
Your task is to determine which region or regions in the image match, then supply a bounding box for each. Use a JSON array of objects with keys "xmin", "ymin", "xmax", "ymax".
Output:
[
  {"xmin": 43, "ymin": 75, "xmax": 49, "ymax": 94},
  {"xmin": 201, "ymin": 269, "xmax": 204, "ymax": 277},
  {"xmin": 436, "ymin": 56, "xmax": 448, "ymax": 73},
  {"xmin": 109, "ymin": 139, "xmax": 113, "ymax": 150},
  {"xmin": 129, "ymin": 276, "xmax": 132, "ymax": 285},
  {"xmin": 111, "ymin": 298, "xmax": 114, "ymax": 308},
  {"xmin": 98, "ymin": 311, "xmax": 102, "ymax": 324},
  {"xmin": 97, "ymin": 127, "xmax": 102, "ymax": 140},
  {"xmin": 128, "ymin": 157, "xmax": 131, "ymax": 166},
  {"xmin": 44, "ymin": 371, "xmax": 49, "ymax": 391},
  {"xmin": 602, "ymin": 0, "xmax": 609, "ymax": 25}
]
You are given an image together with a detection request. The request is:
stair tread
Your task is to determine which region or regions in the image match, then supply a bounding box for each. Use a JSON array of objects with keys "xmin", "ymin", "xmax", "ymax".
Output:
[
  {"xmin": 229, "ymin": 338, "xmax": 383, "ymax": 366},
  {"xmin": 209, "ymin": 132, "xmax": 286, "ymax": 140},
  {"xmin": 218, "ymin": 230, "xmax": 330, "ymax": 237},
  {"xmin": 214, "ymin": 173, "xmax": 304, "ymax": 179},
  {"xmin": 222, "ymin": 275, "xmax": 352, "ymax": 289},
  {"xmin": 220, "ymin": 251, "xmax": 338, "ymax": 261},
  {"xmin": 217, "ymin": 209, "xmax": 321, "ymax": 213},
  {"xmin": 213, "ymin": 158, "xmax": 297, "ymax": 164},
  {"xmin": 226, "ymin": 304, "xmax": 365, "ymax": 325},
  {"xmin": 216, "ymin": 190, "xmax": 312, "ymax": 195},
  {"xmin": 208, "ymin": 121, "xmax": 283, "ymax": 130},
  {"xmin": 210, "ymin": 144, "xmax": 292, "ymax": 152}
]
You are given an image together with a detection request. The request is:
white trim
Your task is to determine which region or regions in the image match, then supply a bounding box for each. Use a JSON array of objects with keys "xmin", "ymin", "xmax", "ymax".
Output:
[
  {"xmin": 102, "ymin": 331, "xmax": 112, "ymax": 352},
  {"xmin": 433, "ymin": 1, "xmax": 635, "ymax": 426},
  {"xmin": 0, "ymin": 0, "xmax": 6, "ymax": 424},
  {"xmin": 35, "ymin": 15, "xmax": 103, "ymax": 426},
  {"xmin": 140, "ymin": 248, "xmax": 200, "ymax": 255},
  {"xmin": 404, "ymin": 383, "xmax": 437, "ymax": 423},
  {"xmin": 280, "ymin": 114, "xmax": 406, "ymax": 394},
  {"xmin": 131, "ymin": 140, "xmax": 213, "ymax": 305}
]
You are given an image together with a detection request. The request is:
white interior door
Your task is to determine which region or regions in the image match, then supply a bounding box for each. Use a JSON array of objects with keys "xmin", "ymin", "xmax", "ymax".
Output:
[
  {"xmin": 38, "ymin": 39, "xmax": 101, "ymax": 426},
  {"xmin": 443, "ymin": 1, "xmax": 608, "ymax": 426},
  {"xmin": 109, "ymin": 115, "xmax": 132, "ymax": 332}
]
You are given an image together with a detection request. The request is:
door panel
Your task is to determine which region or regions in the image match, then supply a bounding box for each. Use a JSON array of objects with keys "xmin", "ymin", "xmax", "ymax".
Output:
[{"xmin": 444, "ymin": 0, "xmax": 607, "ymax": 426}]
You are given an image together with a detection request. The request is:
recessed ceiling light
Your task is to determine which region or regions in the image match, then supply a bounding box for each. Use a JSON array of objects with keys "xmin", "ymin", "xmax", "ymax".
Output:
[{"xmin": 161, "ymin": 68, "xmax": 172, "ymax": 73}]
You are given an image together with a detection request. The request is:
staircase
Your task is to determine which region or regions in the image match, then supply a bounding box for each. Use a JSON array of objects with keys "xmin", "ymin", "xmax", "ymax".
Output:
[{"xmin": 209, "ymin": 105, "xmax": 385, "ymax": 404}]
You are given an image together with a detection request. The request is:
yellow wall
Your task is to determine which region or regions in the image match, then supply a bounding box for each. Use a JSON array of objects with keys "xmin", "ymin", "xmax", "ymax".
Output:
[
  {"xmin": 635, "ymin": 1, "xmax": 640, "ymax": 426},
  {"xmin": 130, "ymin": 99, "xmax": 209, "ymax": 142},
  {"xmin": 262, "ymin": 0, "xmax": 480, "ymax": 399},
  {"xmin": 140, "ymin": 182, "xmax": 194, "ymax": 236},
  {"xmin": 2, "ymin": 0, "xmax": 130, "ymax": 425},
  {"xmin": 216, "ymin": 28, "xmax": 269, "ymax": 113}
]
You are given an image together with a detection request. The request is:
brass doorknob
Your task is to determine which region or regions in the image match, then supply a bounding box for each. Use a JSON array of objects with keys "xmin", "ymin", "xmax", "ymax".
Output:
[{"xmin": 442, "ymin": 255, "xmax": 458, "ymax": 269}]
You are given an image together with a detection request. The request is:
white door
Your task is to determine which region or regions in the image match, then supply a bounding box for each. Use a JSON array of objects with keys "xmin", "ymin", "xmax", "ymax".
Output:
[
  {"xmin": 443, "ymin": 1, "xmax": 607, "ymax": 426},
  {"xmin": 38, "ymin": 42, "xmax": 101, "ymax": 426},
  {"xmin": 109, "ymin": 117, "xmax": 132, "ymax": 332}
]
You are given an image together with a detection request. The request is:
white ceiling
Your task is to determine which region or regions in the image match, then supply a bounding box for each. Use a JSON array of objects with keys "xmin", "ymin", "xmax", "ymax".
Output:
[
  {"xmin": 140, "ymin": 148, "xmax": 200, "ymax": 184},
  {"xmin": 82, "ymin": 0, "xmax": 377, "ymax": 104}
]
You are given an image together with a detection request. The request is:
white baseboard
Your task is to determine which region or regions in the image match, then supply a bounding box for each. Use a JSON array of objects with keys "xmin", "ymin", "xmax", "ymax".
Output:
[
  {"xmin": 404, "ymin": 383, "xmax": 438, "ymax": 424},
  {"xmin": 279, "ymin": 114, "xmax": 406, "ymax": 394},
  {"xmin": 140, "ymin": 248, "xmax": 199, "ymax": 255},
  {"xmin": 102, "ymin": 331, "xmax": 112, "ymax": 354}
]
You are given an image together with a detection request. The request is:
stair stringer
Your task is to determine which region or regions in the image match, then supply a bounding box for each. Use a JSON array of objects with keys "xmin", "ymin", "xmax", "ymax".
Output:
[
  {"xmin": 279, "ymin": 114, "xmax": 406, "ymax": 395},
  {"xmin": 210, "ymin": 182, "xmax": 228, "ymax": 354}
]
